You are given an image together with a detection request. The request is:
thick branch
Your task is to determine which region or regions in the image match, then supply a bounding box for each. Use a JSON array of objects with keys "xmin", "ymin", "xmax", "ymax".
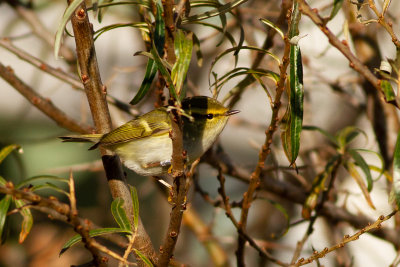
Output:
[{"xmin": 67, "ymin": 1, "xmax": 157, "ymax": 265}]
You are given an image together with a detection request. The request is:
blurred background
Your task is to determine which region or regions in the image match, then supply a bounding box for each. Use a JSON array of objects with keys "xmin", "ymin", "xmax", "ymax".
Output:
[{"xmin": 1, "ymin": 0, "xmax": 399, "ymax": 266}]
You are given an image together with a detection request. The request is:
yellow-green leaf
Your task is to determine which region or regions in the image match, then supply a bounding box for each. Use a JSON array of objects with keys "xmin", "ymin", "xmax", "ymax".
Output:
[
  {"xmin": 392, "ymin": 131, "xmax": 400, "ymax": 209},
  {"xmin": 111, "ymin": 198, "xmax": 132, "ymax": 232},
  {"xmin": 15, "ymin": 200, "xmax": 33, "ymax": 243}
]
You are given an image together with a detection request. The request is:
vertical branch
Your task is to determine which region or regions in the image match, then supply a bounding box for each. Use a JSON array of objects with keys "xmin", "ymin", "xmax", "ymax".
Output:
[
  {"xmin": 235, "ymin": 3, "xmax": 293, "ymax": 265},
  {"xmin": 67, "ymin": 1, "xmax": 157, "ymax": 265},
  {"xmin": 157, "ymin": 1, "xmax": 190, "ymax": 265}
]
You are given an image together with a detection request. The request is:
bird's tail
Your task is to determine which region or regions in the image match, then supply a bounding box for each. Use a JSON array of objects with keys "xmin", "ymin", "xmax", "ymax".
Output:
[{"xmin": 59, "ymin": 134, "xmax": 103, "ymax": 150}]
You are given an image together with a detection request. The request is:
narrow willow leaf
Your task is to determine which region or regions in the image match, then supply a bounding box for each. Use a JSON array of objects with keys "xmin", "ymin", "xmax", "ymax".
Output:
[
  {"xmin": 349, "ymin": 149, "xmax": 373, "ymax": 191},
  {"xmin": 130, "ymin": 60, "xmax": 158, "ymax": 105},
  {"xmin": 150, "ymin": 44, "xmax": 179, "ymax": 102},
  {"xmin": 171, "ymin": 30, "xmax": 193, "ymax": 95},
  {"xmin": 392, "ymin": 131, "xmax": 400, "ymax": 209},
  {"xmin": 212, "ymin": 67, "xmax": 279, "ymax": 91},
  {"xmin": 283, "ymin": 35, "xmax": 303, "ymax": 166},
  {"xmin": 31, "ymin": 183, "xmax": 70, "ymax": 197},
  {"xmin": 15, "ymin": 200, "xmax": 33, "ymax": 243},
  {"xmin": 130, "ymin": 3, "xmax": 165, "ymax": 105},
  {"xmin": 0, "ymin": 144, "xmax": 21, "ymax": 165},
  {"xmin": 336, "ymin": 126, "xmax": 367, "ymax": 151},
  {"xmin": 381, "ymin": 80, "xmax": 396, "ymax": 102},
  {"xmin": 191, "ymin": 21, "xmax": 237, "ymax": 48},
  {"xmin": 0, "ymin": 195, "xmax": 11, "ymax": 240},
  {"xmin": 353, "ymin": 148, "xmax": 385, "ymax": 181},
  {"xmin": 182, "ymin": 0, "xmax": 249, "ymax": 24},
  {"xmin": 192, "ymin": 33, "xmax": 203, "ymax": 67},
  {"xmin": 54, "ymin": 0, "xmax": 85, "ymax": 59},
  {"xmin": 94, "ymin": 23, "xmax": 149, "ymax": 41},
  {"xmin": 345, "ymin": 161, "xmax": 376, "ymax": 209},
  {"xmin": 259, "ymin": 18, "xmax": 284, "ymax": 39},
  {"xmin": 130, "ymin": 186, "xmax": 139, "ymax": 231},
  {"xmin": 133, "ymin": 248, "xmax": 154, "ymax": 267},
  {"xmin": 60, "ymin": 228, "xmax": 132, "ymax": 255},
  {"xmin": 111, "ymin": 198, "xmax": 132, "ymax": 231},
  {"xmin": 209, "ymin": 46, "xmax": 280, "ymax": 85},
  {"xmin": 87, "ymin": 1, "xmax": 151, "ymax": 11},
  {"xmin": 97, "ymin": 0, "xmax": 113, "ymax": 23},
  {"xmin": 16, "ymin": 175, "xmax": 69, "ymax": 189},
  {"xmin": 330, "ymin": 0, "xmax": 344, "ymax": 20},
  {"xmin": 301, "ymin": 155, "xmax": 340, "ymax": 219},
  {"xmin": 302, "ymin": 125, "xmax": 338, "ymax": 147}
]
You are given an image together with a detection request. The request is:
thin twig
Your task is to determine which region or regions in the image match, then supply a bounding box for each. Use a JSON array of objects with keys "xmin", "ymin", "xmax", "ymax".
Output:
[
  {"xmin": 296, "ymin": 0, "xmax": 392, "ymax": 107},
  {"xmin": 235, "ymin": 4, "xmax": 293, "ymax": 264},
  {"xmin": 366, "ymin": 0, "xmax": 400, "ymax": 48},
  {"xmin": 0, "ymin": 62, "xmax": 93, "ymax": 134},
  {"xmin": 292, "ymin": 210, "xmax": 398, "ymax": 266}
]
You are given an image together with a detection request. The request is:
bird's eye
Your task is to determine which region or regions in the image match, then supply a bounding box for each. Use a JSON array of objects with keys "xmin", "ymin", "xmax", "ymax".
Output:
[{"xmin": 206, "ymin": 114, "xmax": 214, "ymax": 119}]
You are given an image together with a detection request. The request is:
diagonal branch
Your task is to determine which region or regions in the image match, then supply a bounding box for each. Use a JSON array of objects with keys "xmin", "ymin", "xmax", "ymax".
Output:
[{"xmin": 0, "ymin": 61, "xmax": 93, "ymax": 134}]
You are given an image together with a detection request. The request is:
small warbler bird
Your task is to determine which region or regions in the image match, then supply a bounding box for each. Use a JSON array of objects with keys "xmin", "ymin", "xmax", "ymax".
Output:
[{"xmin": 61, "ymin": 96, "xmax": 239, "ymax": 176}]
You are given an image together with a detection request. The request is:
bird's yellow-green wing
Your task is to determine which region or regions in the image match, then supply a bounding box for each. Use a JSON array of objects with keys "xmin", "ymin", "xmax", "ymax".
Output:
[{"xmin": 94, "ymin": 109, "xmax": 171, "ymax": 148}]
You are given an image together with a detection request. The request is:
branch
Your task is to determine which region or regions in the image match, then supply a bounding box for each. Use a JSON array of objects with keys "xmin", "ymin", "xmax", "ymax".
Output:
[
  {"xmin": 0, "ymin": 61, "xmax": 93, "ymax": 134},
  {"xmin": 235, "ymin": 5, "xmax": 293, "ymax": 263},
  {"xmin": 296, "ymin": 0, "xmax": 388, "ymax": 105},
  {"xmin": 67, "ymin": 1, "xmax": 157, "ymax": 265},
  {"xmin": 0, "ymin": 38, "xmax": 136, "ymax": 116},
  {"xmin": 7, "ymin": 2, "xmax": 76, "ymax": 63},
  {"xmin": 0, "ymin": 183, "xmax": 110, "ymax": 266}
]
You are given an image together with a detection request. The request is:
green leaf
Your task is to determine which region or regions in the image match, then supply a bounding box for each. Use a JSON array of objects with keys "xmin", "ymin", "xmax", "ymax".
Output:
[
  {"xmin": 15, "ymin": 199, "xmax": 33, "ymax": 243},
  {"xmin": 349, "ymin": 149, "xmax": 373, "ymax": 191},
  {"xmin": 0, "ymin": 144, "xmax": 21, "ymax": 165},
  {"xmin": 282, "ymin": 2, "xmax": 304, "ymax": 167},
  {"xmin": 392, "ymin": 131, "xmax": 400, "ymax": 209},
  {"xmin": 133, "ymin": 248, "xmax": 154, "ymax": 267},
  {"xmin": 54, "ymin": 0, "xmax": 85, "ymax": 59},
  {"xmin": 381, "ymin": 80, "xmax": 396, "ymax": 102},
  {"xmin": 60, "ymin": 228, "xmax": 132, "ymax": 255},
  {"xmin": 353, "ymin": 148, "xmax": 385, "ymax": 181},
  {"xmin": 111, "ymin": 198, "xmax": 132, "ymax": 231},
  {"xmin": 31, "ymin": 183, "xmax": 70, "ymax": 197},
  {"xmin": 336, "ymin": 127, "xmax": 367, "ymax": 151},
  {"xmin": 345, "ymin": 161, "xmax": 376, "ymax": 209},
  {"xmin": 87, "ymin": 0, "xmax": 151, "ymax": 10},
  {"xmin": 171, "ymin": 30, "xmax": 193, "ymax": 96},
  {"xmin": 192, "ymin": 33, "xmax": 203, "ymax": 67},
  {"xmin": 302, "ymin": 155, "xmax": 341, "ymax": 219},
  {"xmin": 130, "ymin": 4, "xmax": 164, "ymax": 106},
  {"xmin": 302, "ymin": 125, "xmax": 338, "ymax": 147},
  {"xmin": 94, "ymin": 22, "xmax": 149, "ymax": 41},
  {"xmin": 182, "ymin": 0, "xmax": 249, "ymax": 24},
  {"xmin": 330, "ymin": 0, "xmax": 344, "ymax": 20},
  {"xmin": 191, "ymin": 21, "xmax": 237, "ymax": 48},
  {"xmin": 150, "ymin": 43, "xmax": 179, "ymax": 103},
  {"xmin": 209, "ymin": 46, "xmax": 280, "ymax": 85},
  {"xmin": 130, "ymin": 59, "xmax": 158, "ymax": 105},
  {"xmin": 16, "ymin": 175, "xmax": 69, "ymax": 189},
  {"xmin": 259, "ymin": 18, "xmax": 284, "ymax": 39},
  {"xmin": 0, "ymin": 195, "xmax": 11, "ymax": 241},
  {"xmin": 130, "ymin": 186, "xmax": 139, "ymax": 231}
]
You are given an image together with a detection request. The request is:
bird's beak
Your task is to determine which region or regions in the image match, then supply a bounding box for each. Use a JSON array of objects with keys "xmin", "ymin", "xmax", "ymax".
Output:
[{"xmin": 225, "ymin": 110, "xmax": 240, "ymax": 116}]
